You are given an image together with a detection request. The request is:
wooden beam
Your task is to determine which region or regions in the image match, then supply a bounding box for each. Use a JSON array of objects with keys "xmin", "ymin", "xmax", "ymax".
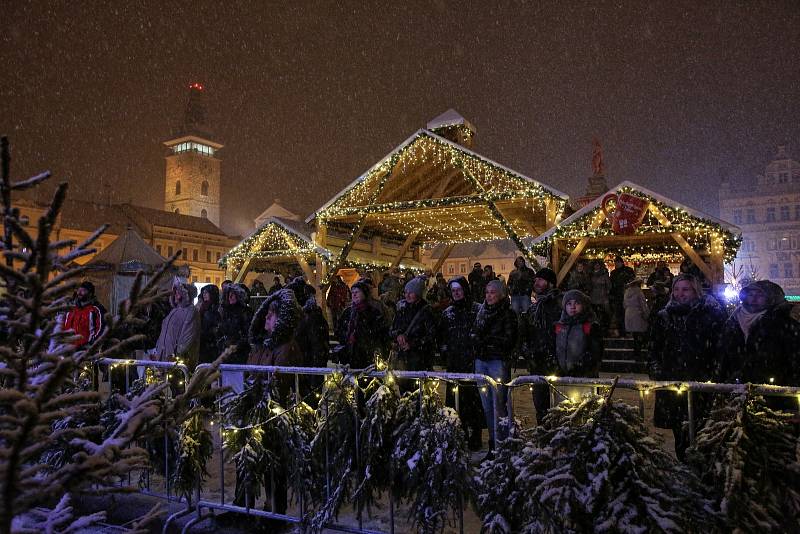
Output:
[
  {"xmin": 648, "ymin": 203, "xmax": 672, "ymax": 227},
  {"xmin": 391, "ymin": 231, "xmax": 419, "ymax": 268},
  {"xmin": 234, "ymin": 257, "xmax": 253, "ymax": 283},
  {"xmin": 557, "ymin": 238, "xmax": 589, "ymax": 285},
  {"xmin": 545, "ymin": 198, "xmax": 560, "ymax": 229},
  {"xmin": 671, "ymin": 233, "xmax": 715, "ymax": 281},
  {"xmin": 551, "ymin": 238, "xmax": 561, "ymax": 274},
  {"xmin": 432, "ymin": 243, "xmax": 456, "ymax": 274}
]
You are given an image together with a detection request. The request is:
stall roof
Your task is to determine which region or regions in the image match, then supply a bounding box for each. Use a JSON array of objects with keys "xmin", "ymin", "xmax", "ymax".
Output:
[{"xmin": 86, "ymin": 227, "xmax": 166, "ymax": 271}]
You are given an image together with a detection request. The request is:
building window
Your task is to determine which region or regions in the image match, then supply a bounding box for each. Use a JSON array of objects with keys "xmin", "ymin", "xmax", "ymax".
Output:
[
  {"xmin": 206, "ymin": 250, "xmax": 212, "ymax": 263},
  {"xmin": 175, "ymin": 180, "xmax": 181, "ymax": 195},
  {"xmin": 766, "ymin": 207, "xmax": 776, "ymax": 222},
  {"xmin": 767, "ymin": 238, "xmax": 777, "ymax": 251},
  {"xmin": 780, "ymin": 206, "xmax": 790, "ymax": 221},
  {"xmin": 182, "ymin": 247, "xmax": 188, "ymax": 259},
  {"xmin": 192, "ymin": 249, "xmax": 198, "ymax": 262},
  {"xmin": 174, "ymin": 208, "xmax": 180, "ymax": 214},
  {"xmin": 460, "ymin": 263, "xmax": 466, "ymax": 273},
  {"xmin": 779, "ymin": 172, "xmax": 789, "ymax": 183},
  {"xmin": 733, "ymin": 209, "xmax": 742, "ymax": 224},
  {"xmin": 448, "ymin": 263, "xmax": 455, "ymax": 274},
  {"xmin": 769, "ymin": 264, "xmax": 779, "ymax": 278},
  {"xmin": 795, "ymin": 205, "xmax": 800, "ymax": 220},
  {"xmin": 191, "ymin": 276, "xmax": 198, "ymax": 283},
  {"xmin": 201, "ymin": 208, "xmax": 208, "ymax": 219},
  {"xmin": 216, "ymin": 252, "xmax": 221, "ymax": 262},
  {"xmin": 780, "ymin": 237, "xmax": 791, "ymax": 250},
  {"xmin": 785, "ymin": 263, "xmax": 794, "ymax": 278},
  {"xmin": 201, "ymin": 181, "xmax": 209, "ymax": 196},
  {"xmin": 156, "ymin": 244, "xmax": 162, "ymax": 255},
  {"xmin": 215, "ymin": 277, "xmax": 221, "ymax": 285},
  {"xmin": 746, "ymin": 209, "xmax": 755, "ymax": 223},
  {"xmin": 167, "ymin": 245, "xmax": 174, "ymax": 257},
  {"xmin": 205, "ymin": 276, "xmax": 211, "ymax": 283}
]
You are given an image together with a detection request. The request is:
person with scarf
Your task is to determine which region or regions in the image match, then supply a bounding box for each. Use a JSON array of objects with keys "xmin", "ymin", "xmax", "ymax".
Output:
[
  {"xmin": 521, "ymin": 267, "xmax": 563, "ymax": 424},
  {"xmin": 648, "ymin": 273, "xmax": 726, "ymax": 461},
  {"xmin": 335, "ymin": 279, "xmax": 389, "ymax": 368},
  {"xmin": 717, "ymin": 280, "xmax": 800, "ymax": 411},
  {"xmin": 438, "ymin": 276, "xmax": 484, "ymax": 450},
  {"xmin": 553, "ymin": 289, "xmax": 604, "ymax": 402},
  {"xmin": 471, "ymin": 279, "xmax": 518, "ymax": 451},
  {"xmin": 196, "ymin": 284, "xmax": 221, "ymax": 365},
  {"xmin": 390, "ymin": 276, "xmax": 435, "ymax": 373}
]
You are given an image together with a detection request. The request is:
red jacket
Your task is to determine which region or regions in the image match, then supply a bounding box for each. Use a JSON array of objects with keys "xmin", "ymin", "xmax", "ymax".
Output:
[{"xmin": 64, "ymin": 303, "xmax": 103, "ymax": 347}]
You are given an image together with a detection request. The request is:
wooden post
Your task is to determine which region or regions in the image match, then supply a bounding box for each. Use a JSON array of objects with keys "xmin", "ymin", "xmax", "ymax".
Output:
[
  {"xmin": 392, "ymin": 231, "xmax": 419, "ymax": 268},
  {"xmin": 545, "ymin": 198, "xmax": 560, "ymax": 229},
  {"xmin": 557, "ymin": 238, "xmax": 589, "ymax": 285},
  {"xmin": 432, "ymin": 243, "xmax": 456, "ymax": 274},
  {"xmin": 671, "ymin": 233, "xmax": 715, "ymax": 281},
  {"xmin": 708, "ymin": 233, "xmax": 725, "ymax": 284},
  {"xmin": 234, "ymin": 257, "xmax": 253, "ymax": 283},
  {"xmin": 551, "ymin": 238, "xmax": 561, "ymax": 273}
]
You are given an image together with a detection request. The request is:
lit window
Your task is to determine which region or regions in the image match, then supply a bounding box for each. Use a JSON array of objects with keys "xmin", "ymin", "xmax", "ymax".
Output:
[
  {"xmin": 205, "ymin": 276, "xmax": 211, "ymax": 283},
  {"xmin": 192, "ymin": 249, "xmax": 198, "ymax": 262},
  {"xmin": 206, "ymin": 250, "xmax": 212, "ymax": 263}
]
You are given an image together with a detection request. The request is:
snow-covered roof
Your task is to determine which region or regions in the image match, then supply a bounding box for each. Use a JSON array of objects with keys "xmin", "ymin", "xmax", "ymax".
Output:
[
  {"xmin": 426, "ymin": 109, "xmax": 476, "ymax": 134},
  {"xmin": 86, "ymin": 227, "xmax": 166, "ymax": 272}
]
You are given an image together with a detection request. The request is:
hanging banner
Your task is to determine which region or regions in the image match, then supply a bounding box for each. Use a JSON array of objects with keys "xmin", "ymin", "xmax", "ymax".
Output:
[{"xmin": 601, "ymin": 192, "xmax": 649, "ymax": 235}]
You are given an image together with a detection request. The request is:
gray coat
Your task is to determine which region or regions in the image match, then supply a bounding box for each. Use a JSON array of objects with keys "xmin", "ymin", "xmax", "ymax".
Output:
[
  {"xmin": 154, "ymin": 281, "xmax": 201, "ymax": 368},
  {"xmin": 623, "ymin": 286, "xmax": 649, "ymax": 333}
]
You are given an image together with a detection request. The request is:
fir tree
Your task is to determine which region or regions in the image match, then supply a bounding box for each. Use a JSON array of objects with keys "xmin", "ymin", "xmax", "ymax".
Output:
[{"xmin": 687, "ymin": 388, "xmax": 800, "ymax": 531}]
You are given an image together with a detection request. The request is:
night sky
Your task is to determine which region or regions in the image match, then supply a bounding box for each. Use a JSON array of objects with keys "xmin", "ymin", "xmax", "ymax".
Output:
[{"xmin": 2, "ymin": 1, "xmax": 799, "ymax": 237}]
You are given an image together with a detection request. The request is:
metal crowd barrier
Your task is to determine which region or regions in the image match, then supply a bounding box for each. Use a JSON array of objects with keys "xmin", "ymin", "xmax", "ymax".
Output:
[
  {"xmin": 95, "ymin": 358, "xmax": 191, "ymax": 505},
  {"xmin": 92, "ymin": 360, "xmax": 800, "ymax": 534}
]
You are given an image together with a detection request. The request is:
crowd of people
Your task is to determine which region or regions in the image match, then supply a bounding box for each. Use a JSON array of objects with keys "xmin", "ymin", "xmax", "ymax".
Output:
[{"xmin": 62, "ymin": 255, "xmax": 800, "ymax": 464}]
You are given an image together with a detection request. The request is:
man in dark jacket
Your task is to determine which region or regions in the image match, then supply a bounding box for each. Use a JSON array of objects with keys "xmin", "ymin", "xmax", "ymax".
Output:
[
  {"xmin": 390, "ymin": 276, "xmax": 436, "ymax": 374},
  {"xmin": 197, "ymin": 284, "xmax": 221, "ymax": 364},
  {"xmin": 469, "ymin": 262, "xmax": 485, "ymax": 303},
  {"xmin": 438, "ymin": 276, "xmax": 483, "ymax": 449},
  {"xmin": 286, "ymin": 276, "xmax": 330, "ymax": 368},
  {"xmin": 521, "ymin": 267, "xmax": 562, "ymax": 424},
  {"xmin": 508, "ymin": 256, "xmax": 535, "ymax": 315},
  {"xmin": 717, "ymin": 280, "xmax": 800, "ymax": 411},
  {"xmin": 609, "ymin": 256, "xmax": 635, "ymax": 336},
  {"xmin": 218, "ymin": 284, "xmax": 252, "ymax": 364},
  {"xmin": 472, "ymin": 279, "xmax": 517, "ymax": 449}
]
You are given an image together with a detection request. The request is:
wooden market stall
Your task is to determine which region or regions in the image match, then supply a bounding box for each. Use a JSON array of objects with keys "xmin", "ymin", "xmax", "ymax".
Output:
[
  {"xmin": 307, "ymin": 110, "xmax": 570, "ymax": 285},
  {"xmin": 528, "ymin": 181, "xmax": 742, "ymax": 286}
]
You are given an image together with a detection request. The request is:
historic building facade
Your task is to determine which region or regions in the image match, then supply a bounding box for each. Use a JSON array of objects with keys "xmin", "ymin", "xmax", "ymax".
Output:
[{"xmin": 719, "ymin": 145, "xmax": 800, "ymax": 294}]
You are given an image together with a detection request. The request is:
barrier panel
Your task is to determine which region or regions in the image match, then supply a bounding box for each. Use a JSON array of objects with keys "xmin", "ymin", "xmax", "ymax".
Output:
[{"xmin": 93, "ymin": 361, "xmax": 800, "ymax": 533}]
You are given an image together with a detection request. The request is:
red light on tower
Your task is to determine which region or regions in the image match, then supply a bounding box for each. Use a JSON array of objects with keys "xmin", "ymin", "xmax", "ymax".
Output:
[{"xmin": 189, "ymin": 82, "xmax": 204, "ymax": 91}]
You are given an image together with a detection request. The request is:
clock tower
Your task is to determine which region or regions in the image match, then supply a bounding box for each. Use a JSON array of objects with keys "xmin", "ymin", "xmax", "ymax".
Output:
[{"xmin": 163, "ymin": 83, "xmax": 223, "ymax": 226}]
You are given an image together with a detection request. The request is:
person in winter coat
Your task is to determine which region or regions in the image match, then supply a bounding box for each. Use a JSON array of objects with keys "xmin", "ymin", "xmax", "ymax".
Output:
[
  {"xmin": 471, "ymin": 280, "xmax": 518, "ymax": 448},
  {"xmin": 335, "ymin": 279, "xmax": 390, "ymax": 368},
  {"xmin": 521, "ymin": 267, "xmax": 562, "ymax": 424},
  {"xmin": 390, "ymin": 277, "xmax": 436, "ymax": 374},
  {"xmin": 63, "ymin": 281, "xmax": 104, "ymax": 348},
  {"xmin": 566, "ymin": 259, "xmax": 591, "ymax": 294},
  {"xmin": 468, "ymin": 262, "xmax": 485, "ymax": 303},
  {"xmin": 243, "ymin": 288, "xmax": 302, "ymax": 518},
  {"xmin": 648, "ymin": 273, "xmax": 726, "ymax": 461},
  {"xmin": 589, "ymin": 260, "xmax": 611, "ymax": 332},
  {"xmin": 378, "ymin": 268, "xmax": 403, "ymax": 305},
  {"xmin": 647, "ymin": 260, "xmax": 674, "ymax": 289},
  {"xmin": 609, "ymin": 256, "xmax": 635, "ymax": 336},
  {"xmin": 197, "ymin": 284, "xmax": 221, "ymax": 364},
  {"xmin": 152, "ymin": 278, "xmax": 201, "ymax": 368},
  {"xmin": 717, "ymin": 280, "xmax": 800, "ymax": 411},
  {"xmin": 326, "ymin": 275, "xmax": 350, "ymax": 325},
  {"xmin": 553, "ymin": 290, "xmax": 603, "ymax": 402},
  {"xmin": 217, "ymin": 283, "xmax": 252, "ymax": 364},
  {"xmin": 508, "ymin": 256, "xmax": 536, "ymax": 315},
  {"xmin": 286, "ymin": 276, "xmax": 330, "ymax": 368},
  {"xmin": 623, "ymin": 279, "xmax": 649, "ymax": 358},
  {"xmin": 438, "ymin": 276, "xmax": 484, "ymax": 450},
  {"xmin": 268, "ymin": 276, "xmax": 283, "ymax": 295},
  {"xmin": 250, "ymin": 279, "xmax": 268, "ymax": 297}
]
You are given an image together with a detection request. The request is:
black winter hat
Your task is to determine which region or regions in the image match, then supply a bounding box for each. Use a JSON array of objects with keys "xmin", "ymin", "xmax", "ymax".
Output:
[
  {"xmin": 79, "ymin": 281, "xmax": 95, "ymax": 295},
  {"xmin": 534, "ymin": 268, "xmax": 557, "ymax": 287},
  {"xmin": 351, "ymin": 279, "xmax": 372, "ymax": 298}
]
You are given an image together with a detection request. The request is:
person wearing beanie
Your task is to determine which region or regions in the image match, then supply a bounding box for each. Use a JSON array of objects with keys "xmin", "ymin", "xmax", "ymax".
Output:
[
  {"xmin": 717, "ymin": 279, "xmax": 800, "ymax": 411},
  {"xmin": 648, "ymin": 273, "xmax": 726, "ymax": 461},
  {"xmin": 217, "ymin": 282, "xmax": 252, "ymax": 365},
  {"xmin": 63, "ymin": 280, "xmax": 104, "ymax": 348},
  {"xmin": 390, "ymin": 276, "xmax": 436, "ymax": 375},
  {"xmin": 553, "ymin": 290, "xmax": 603, "ymax": 401},
  {"xmin": 471, "ymin": 279, "xmax": 517, "ymax": 450},
  {"xmin": 335, "ymin": 279, "xmax": 390, "ymax": 368},
  {"xmin": 520, "ymin": 267, "xmax": 562, "ymax": 424},
  {"xmin": 438, "ymin": 276, "xmax": 484, "ymax": 450},
  {"xmin": 508, "ymin": 256, "xmax": 536, "ymax": 315}
]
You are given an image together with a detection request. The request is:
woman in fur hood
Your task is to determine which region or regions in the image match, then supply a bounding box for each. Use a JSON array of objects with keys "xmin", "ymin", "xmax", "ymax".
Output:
[
  {"xmin": 217, "ymin": 283, "xmax": 251, "ymax": 364},
  {"xmin": 248, "ymin": 288, "xmax": 303, "ymax": 367}
]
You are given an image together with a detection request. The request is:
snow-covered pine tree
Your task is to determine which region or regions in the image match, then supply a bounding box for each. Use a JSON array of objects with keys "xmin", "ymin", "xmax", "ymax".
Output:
[
  {"xmin": 687, "ymin": 388, "xmax": 800, "ymax": 531},
  {"xmin": 392, "ymin": 379, "xmax": 472, "ymax": 534},
  {"xmin": 0, "ymin": 138, "xmax": 220, "ymax": 533},
  {"xmin": 477, "ymin": 381, "xmax": 715, "ymax": 533}
]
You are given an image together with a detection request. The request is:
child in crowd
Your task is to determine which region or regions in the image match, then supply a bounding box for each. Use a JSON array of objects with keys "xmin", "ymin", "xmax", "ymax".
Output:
[{"xmin": 553, "ymin": 290, "xmax": 604, "ymax": 403}]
